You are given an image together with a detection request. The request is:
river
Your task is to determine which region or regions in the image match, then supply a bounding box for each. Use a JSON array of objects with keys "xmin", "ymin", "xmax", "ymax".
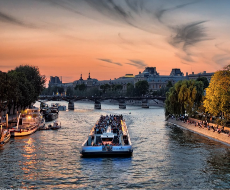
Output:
[{"xmin": 1, "ymin": 101, "xmax": 230, "ymax": 189}]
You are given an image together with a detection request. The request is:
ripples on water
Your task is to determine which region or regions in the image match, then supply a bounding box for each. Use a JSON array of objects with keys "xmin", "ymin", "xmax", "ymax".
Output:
[{"xmin": 1, "ymin": 101, "xmax": 230, "ymax": 189}]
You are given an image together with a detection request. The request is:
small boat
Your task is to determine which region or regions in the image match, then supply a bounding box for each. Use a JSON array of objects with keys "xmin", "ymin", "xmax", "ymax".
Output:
[
  {"xmin": 0, "ymin": 129, "xmax": 11, "ymax": 146},
  {"xmin": 49, "ymin": 121, "xmax": 61, "ymax": 130},
  {"xmin": 39, "ymin": 125, "xmax": 51, "ymax": 130},
  {"xmin": 51, "ymin": 103, "xmax": 66, "ymax": 111},
  {"xmin": 80, "ymin": 114, "xmax": 133, "ymax": 157}
]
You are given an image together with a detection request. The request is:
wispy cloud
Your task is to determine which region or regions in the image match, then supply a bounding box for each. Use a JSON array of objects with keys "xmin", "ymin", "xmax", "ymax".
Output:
[
  {"xmin": 212, "ymin": 54, "xmax": 230, "ymax": 66},
  {"xmin": 118, "ymin": 33, "xmax": 134, "ymax": 45},
  {"xmin": 126, "ymin": 59, "xmax": 148, "ymax": 69},
  {"xmin": 0, "ymin": 11, "xmax": 35, "ymax": 28},
  {"xmin": 98, "ymin": 58, "xmax": 122, "ymax": 66},
  {"xmin": 215, "ymin": 43, "xmax": 230, "ymax": 54},
  {"xmin": 169, "ymin": 21, "xmax": 211, "ymax": 62},
  {"xmin": 35, "ymin": 0, "xmax": 86, "ymax": 17},
  {"xmin": 155, "ymin": 1, "xmax": 200, "ymax": 23}
]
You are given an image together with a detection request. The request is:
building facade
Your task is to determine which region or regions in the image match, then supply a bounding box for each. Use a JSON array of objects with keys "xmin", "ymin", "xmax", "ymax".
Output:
[
  {"xmin": 49, "ymin": 68, "xmax": 214, "ymax": 94},
  {"xmin": 49, "ymin": 76, "xmax": 62, "ymax": 87}
]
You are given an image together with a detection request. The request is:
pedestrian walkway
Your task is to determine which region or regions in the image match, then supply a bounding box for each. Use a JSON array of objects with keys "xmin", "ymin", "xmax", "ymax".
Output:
[{"xmin": 167, "ymin": 118, "xmax": 230, "ymax": 146}]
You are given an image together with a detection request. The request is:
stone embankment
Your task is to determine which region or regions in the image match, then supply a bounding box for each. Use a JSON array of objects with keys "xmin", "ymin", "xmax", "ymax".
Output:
[{"xmin": 167, "ymin": 118, "xmax": 230, "ymax": 146}]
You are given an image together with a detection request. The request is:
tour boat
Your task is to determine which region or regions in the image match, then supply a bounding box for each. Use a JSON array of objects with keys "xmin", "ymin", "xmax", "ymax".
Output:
[
  {"xmin": 80, "ymin": 115, "xmax": 133, "ymax": 157},
  {"xmin": 9, "ymin": 108, "xmax": 42, "ymax": 137},
  {"xmin": 0, "ymin": 129, "xmax": 11, "ymax": 146}
]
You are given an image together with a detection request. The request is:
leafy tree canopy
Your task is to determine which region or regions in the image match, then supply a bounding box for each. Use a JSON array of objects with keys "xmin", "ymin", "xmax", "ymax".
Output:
[
  {"xmin": 165, "ymin": 79, "xmax": 204, "ymax": 116},
  {"xmin": 196, "ymin": 77, "xmax": 209, "ymax": 89},
  {"xmin": 135, "ymin": 80, "xmax": 149, "ymax": 96},
  {"xmin": 203, "ymin": 65, "xmax": 230, "ymax": 119}
]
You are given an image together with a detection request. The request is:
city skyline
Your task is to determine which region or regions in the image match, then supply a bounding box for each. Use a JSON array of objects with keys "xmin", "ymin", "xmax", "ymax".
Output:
[{"xmin": 1, "ymin": 0, "xmax": 230, "ymax": 83}]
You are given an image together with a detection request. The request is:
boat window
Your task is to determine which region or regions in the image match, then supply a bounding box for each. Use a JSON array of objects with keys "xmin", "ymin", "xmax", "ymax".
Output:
[
  {"xmin": 101, "ymin": 138, "xmax": 113, "ymax": 141},
  {"xmin": 19, "ymin": 119, "xmax": 22, "ymax": 125}
]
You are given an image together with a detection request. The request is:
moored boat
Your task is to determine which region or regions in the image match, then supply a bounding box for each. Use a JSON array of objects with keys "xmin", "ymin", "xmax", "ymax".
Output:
[
  {"xmin": 80, "ymin": 115, "xmax": 133, "ymax": 157},
  {"xmin": 9, "ymin": 108, "xmax": 42, "ymax": 137},
  {"xmin": 0, "ymin": 128, "xmax": 11, "ymax": 146},
  {"xmin": 9, "ymin": 124, "xmax": 38, "ymax": 137}
]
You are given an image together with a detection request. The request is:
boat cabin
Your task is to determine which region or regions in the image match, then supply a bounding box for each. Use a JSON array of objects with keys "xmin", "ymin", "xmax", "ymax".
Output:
[{"xmin": 101, "ymin": 133, "xmax": 114, "ymax": 145}]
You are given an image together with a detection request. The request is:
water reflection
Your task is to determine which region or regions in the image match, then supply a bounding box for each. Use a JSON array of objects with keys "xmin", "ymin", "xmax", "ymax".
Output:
[
  {"xmin": 166, "ymin": 124, "xmax": 230, "ymax": 189},
  {"xmin": 0, "ymin": 101, "xmax": 230, "ymax": 189}
]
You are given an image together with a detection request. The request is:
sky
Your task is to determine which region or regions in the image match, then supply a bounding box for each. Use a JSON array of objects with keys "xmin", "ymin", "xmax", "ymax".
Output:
[{"xmin": 1, "ymin": 0, "xmax": 230, "ymax": 84}]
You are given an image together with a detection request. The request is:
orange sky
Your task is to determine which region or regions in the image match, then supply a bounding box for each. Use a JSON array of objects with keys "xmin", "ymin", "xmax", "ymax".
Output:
[{"xmin": 1, "ymin": 0, "xmax": 230, "ymax": 84}]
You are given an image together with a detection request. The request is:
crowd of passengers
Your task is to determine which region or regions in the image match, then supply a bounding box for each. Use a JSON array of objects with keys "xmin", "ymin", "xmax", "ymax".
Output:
[
  {"xmin": 169, "ymin": 114, "xmax": 229, "ymax": 135},
  {"xmin": 93, "ymin": 114, "xmax": 124, "ymax": 147},
  {"xmin": 94, "ymin": 114, "xmax": 123, "ymax": 135}
]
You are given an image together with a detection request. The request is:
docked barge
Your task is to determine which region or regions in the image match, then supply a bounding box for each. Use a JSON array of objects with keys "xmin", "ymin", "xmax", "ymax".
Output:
[{"xmin": 80, "ymin": 115, "xmax": 133, "ymax": 157}]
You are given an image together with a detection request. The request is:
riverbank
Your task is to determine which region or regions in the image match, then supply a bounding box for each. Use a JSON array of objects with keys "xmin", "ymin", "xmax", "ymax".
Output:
[{"xmin": 167, "ymin": 118, "xmax": 230, "ymax": 146}]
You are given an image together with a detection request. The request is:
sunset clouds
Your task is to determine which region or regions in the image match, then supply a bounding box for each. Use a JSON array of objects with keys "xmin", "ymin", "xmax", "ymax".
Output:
[{"xmin": 0, "ymin": 0, "xmax": 230, "ymax": 83}]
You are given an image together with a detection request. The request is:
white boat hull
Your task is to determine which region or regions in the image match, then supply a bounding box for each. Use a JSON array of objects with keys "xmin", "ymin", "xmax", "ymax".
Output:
[
  {"xmin": 9, "ymin": 126, "xmax": 38, "ymax": 137},
  {"xmin": 81, "ymin": 145, "xmax": 133, "ymax": 157}
]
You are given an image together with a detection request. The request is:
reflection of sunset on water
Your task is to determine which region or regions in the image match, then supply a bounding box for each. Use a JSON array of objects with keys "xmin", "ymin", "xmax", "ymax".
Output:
[{"xmin": 1, "ymin": 101, "xmax": 230, "ymax": 189}]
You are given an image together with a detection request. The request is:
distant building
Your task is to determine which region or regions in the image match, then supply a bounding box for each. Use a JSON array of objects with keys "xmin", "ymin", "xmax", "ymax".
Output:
[
  {"xmin": 73, "ymin": 72, "xmax": 98, "ymax": 88},
  {"xmin": 49, "ymin": 76, "xmax": 62, "ymax": 87},
  {"xmin": 134, "ymin": 67, "xmax": 185, "ymax": 91},
  {"xmin": 48, "ymin": 68, "xmax": 215, "ymax": 95},
  {"xmin": 170, "ymin": 68, "xmax": 184, "ymax": 76},
  {"xmin": 187, "ymin": 71, "xmax": 214, "ymax": 82}
]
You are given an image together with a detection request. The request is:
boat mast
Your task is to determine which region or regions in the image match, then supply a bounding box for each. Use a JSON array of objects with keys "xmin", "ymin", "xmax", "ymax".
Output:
[{"xmin": 17, "ymin": 113, "xmax": 21, "ymax": 129}]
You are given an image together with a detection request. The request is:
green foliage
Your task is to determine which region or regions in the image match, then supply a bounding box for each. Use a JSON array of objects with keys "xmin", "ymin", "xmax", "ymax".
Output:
[
  {"xmin": 196, "ymin": 77, "xmax": 209, "ymax": 89},
  {"xmin": 166, "ymin": 81, "xmax": 173, "ymax": 88},
  {"xmin": 66, "ymin": 86, "xmax": 74, "ymax": 96},
  {"xmin": 135, "ymin": 80, "xmax": 149, "ymax": 96},
  {"xmin": 0, "ymin": 65, "xmax": 46, "ymax": 113},
  {"xmin": 165, "ymin": 80, "xmax": 204, "ymax": 116},
  {"xmin": 126, "ymin": 83, "xmax": 134, "ymax": 97},
  {"xmin": 15, "ymin": 65, "xmax": 46, "ymax": 99},
  {"xmin": 204, "ymin": 65, "xmax": 230, "ymax": 120},
  {"xmin": 0, "ymin": 71, "xmax": 8, "ymax": 113},
  {"xmin": 75, "ymin": 84, "xmax": 87, "ymax": 91},
  {"xmin": 100, "ymin": 84, "xmax": 111, "ymax": 93}
]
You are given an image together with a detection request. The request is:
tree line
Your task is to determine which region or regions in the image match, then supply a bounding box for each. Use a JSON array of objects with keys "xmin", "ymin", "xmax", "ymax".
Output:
[
  {"xmin": 165, "ymin": 65, "xmax": 230, "ymax": 126},
  {"xmin": 0, "ymin": 65, "xmax": 46, "ymax": 115},
  {"xmin": 41, "ymin": 80, "xmax": 150, "ymax": 97}
]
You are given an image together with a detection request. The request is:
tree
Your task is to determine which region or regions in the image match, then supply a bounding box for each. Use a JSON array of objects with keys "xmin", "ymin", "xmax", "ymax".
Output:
[
  {"xmin": 15, "ymin": 65, "xmax": 46, "ymax": 102},
  {"xmin": 75, "ymin": 84, "xmax": 87, "ymax": 91},
  {"xmin": 100, "ymin": 84, "xmax": 110, "ymax": 94},
  {"xmin": 203, "ymin": 65, "xmax": 230, "ymax": 120},
  {"xmin": 166, "ymin": 81, "xmax": 173, "ymax": 88},
  {"xmin": 126, "ymin": 83, "xmax": 134, "ymax": 97},
  {"xmin": 165, "ymin": 80, "xmax": 204, "ymax": 116},
  {"xmin": 66, "ymin": 86, "xmax": 74, "ymax": 96},
  {"xmin": 0, "ymin": 71, "xmax": 8, "ymax": 116},
  {"xmin": 196, "ymin": 77, "xmax": 209, "ymax": 89},
  {"xmin": 135, "ymin": 80, "xmax": 149, "ymax": 96}
]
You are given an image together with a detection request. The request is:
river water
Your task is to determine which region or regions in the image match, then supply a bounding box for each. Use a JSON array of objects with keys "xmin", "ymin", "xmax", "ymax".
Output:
[{"xmin": 1, "ymin": 101, "xmax": 230, "ymax": 189}]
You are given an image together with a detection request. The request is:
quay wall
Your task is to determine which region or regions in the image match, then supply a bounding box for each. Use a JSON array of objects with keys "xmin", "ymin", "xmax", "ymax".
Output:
[{"xmin": 167, "ymin": 118, "xmax": 230, "ymax": 146}]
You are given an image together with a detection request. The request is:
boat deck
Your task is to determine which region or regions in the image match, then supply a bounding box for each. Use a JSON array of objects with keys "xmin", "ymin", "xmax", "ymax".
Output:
[{"xmin": 81, "ymin": 114, "xmax": 133, "ymax": 157}]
